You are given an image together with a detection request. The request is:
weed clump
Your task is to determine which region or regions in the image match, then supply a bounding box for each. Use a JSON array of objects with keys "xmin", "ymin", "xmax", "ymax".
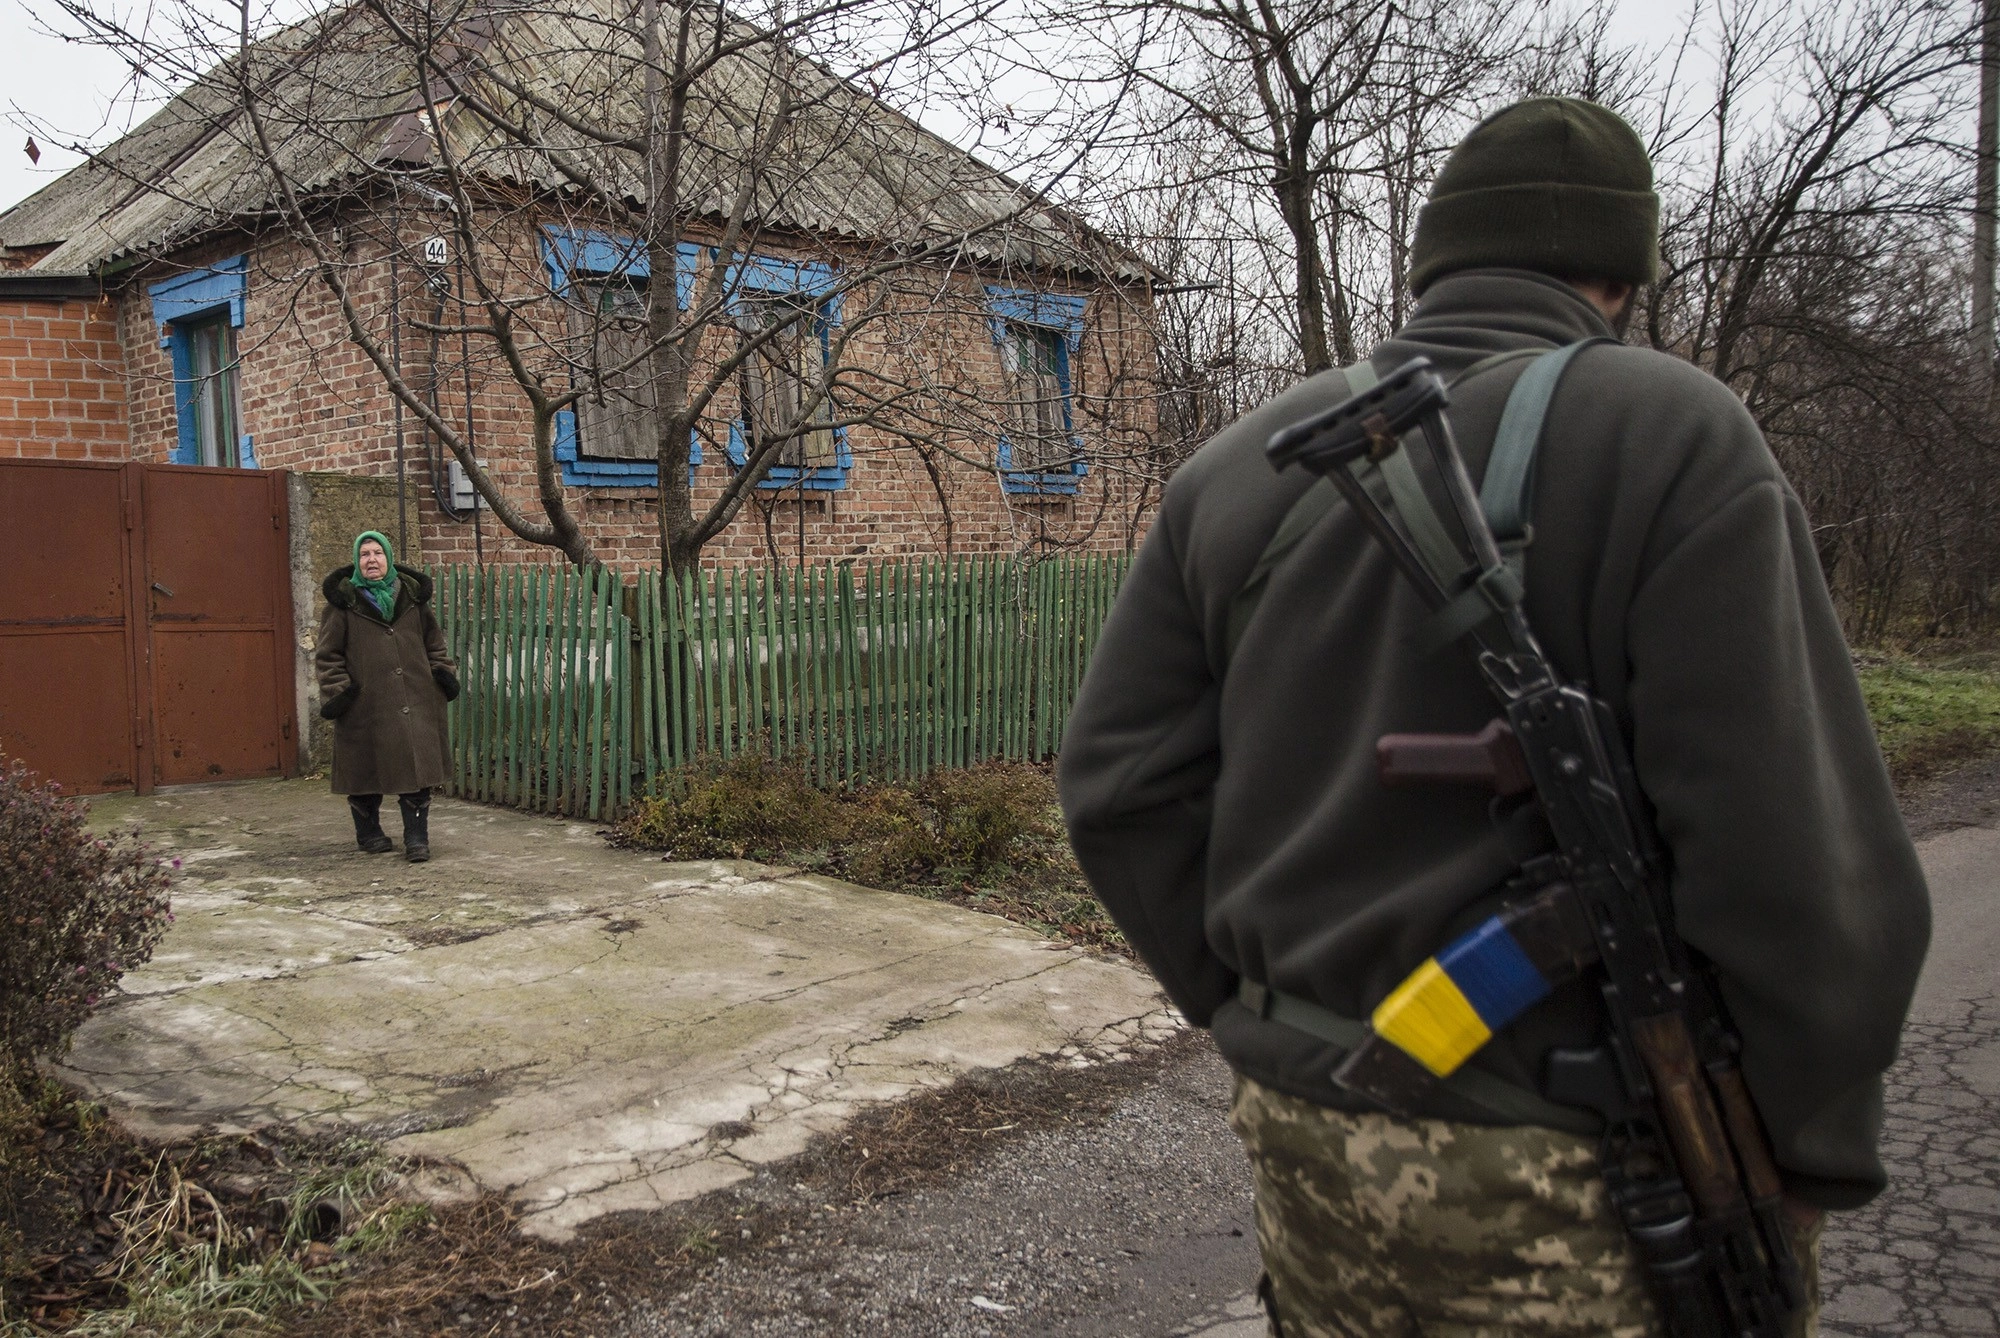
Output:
[
  {"xmin": 614, "ymin": 756, "xmax": 1123, "ymax": 951},
  {"xmin": 617, "ymin": 752, "xmax": 842, "ymax": 861},
  {"xmin": 1, "ymin": 1105, "xmax": 430, "ymax": 1334}
]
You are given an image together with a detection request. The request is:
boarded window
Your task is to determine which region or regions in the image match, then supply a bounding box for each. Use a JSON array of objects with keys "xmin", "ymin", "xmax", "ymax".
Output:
[
  {"xmin": 571, "ymin": 280, "xmax": 658, "ymax": 462},
  {"xmin": 998, "ymin": 322, "xmax": 1069, "ymax": 471},
  {"xmin": 736, "ymin": 293, "xmax": 835, "ymax": 470}
]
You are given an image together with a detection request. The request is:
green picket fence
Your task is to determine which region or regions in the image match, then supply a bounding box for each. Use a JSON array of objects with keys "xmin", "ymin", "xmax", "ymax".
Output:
[
  {"xmin": 437, "ymin": 564, "xmax": 632, "ymax": 820},
  {"xmin": 435, "ymin": 554, "xmax": 1130, "ymax": 818}
]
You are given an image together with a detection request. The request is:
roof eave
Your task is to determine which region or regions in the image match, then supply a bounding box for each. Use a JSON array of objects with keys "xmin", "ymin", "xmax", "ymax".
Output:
[{"xmin": 0, "ymin": 272, "xmax": 104, "ymax": 300}]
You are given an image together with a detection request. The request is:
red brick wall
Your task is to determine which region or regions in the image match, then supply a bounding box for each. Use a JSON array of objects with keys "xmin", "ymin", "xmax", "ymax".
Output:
[
  {"xmin": 0, "ymin": 297, "xmax": 129, "ymax": 459},
  {"xmin": 112, "ymin": 216, "xmax": 1164, "ymax": 570}
]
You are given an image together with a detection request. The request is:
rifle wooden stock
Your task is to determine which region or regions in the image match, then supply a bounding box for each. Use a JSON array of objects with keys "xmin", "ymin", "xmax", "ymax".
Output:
[
  {"xmin": 1376, "ymin": 718, "xmax": 1534, "ymax": 796},
  {"xmin": 1708, "ymin": 1063, "xmax": 1786, "ymax": 1203},
  {"xmin": 1631, "ymin": 1013, "xmax": 1746, "ymax": 1219},
  {"xmin": 1711, "ymin": 1061, "xmax": 1810, "ymax": 1308}
]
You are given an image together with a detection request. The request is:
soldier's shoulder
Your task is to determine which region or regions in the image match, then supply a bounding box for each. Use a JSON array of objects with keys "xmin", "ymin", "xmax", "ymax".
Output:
[
  {"xmin": 1552, "ymin": 342, "xmax": 1787, "ymax": 537},
  {"xmin": 1575, "ymin": 342, "xmax": 1761, "ymax": 432}
]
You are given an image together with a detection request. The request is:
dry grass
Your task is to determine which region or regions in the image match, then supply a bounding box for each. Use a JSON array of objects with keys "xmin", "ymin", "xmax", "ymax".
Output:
[
  {"xmin": 0, "ymin": 1076, "xmax": 428, "ymax": 1337},
  {"xmin": 614, "ymin": 756, "xmax": 1125, "ymax": 954}
]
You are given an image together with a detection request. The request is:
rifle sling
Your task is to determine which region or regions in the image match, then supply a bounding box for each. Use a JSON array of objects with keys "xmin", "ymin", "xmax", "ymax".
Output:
[{"xmin": 1223, "ymin": 341, "xmax": 1606, "ymax": 664}]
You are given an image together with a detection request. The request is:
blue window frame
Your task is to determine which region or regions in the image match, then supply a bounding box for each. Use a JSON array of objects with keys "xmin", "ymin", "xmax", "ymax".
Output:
[
  {"xmin": 720, "ymin": 256, "xmax": 848, "ymax": 492},
  {"xmin": 542, "ymin": 227, "xmax": 702, "ymax": 488},
  {"xmin": 984, "ymin": 287, "xmax": 1088, "ymax": 495},
  {"xmin": 149, "ymin": 257, "xmax": 251, "ymax": 467}
]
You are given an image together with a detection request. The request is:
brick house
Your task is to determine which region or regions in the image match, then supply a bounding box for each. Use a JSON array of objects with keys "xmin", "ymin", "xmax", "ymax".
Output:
[{"xmin": 0, "ymin": 0, "xmax": 1164, "ymax": 572}]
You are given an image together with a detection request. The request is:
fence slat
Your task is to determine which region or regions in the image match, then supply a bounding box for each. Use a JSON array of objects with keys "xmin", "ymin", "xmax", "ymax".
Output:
[
  {"xmin": 586, "ymin": 569, "xmax": 607, "ymax": 820},
  {"xmin": 812, "ymin": 565, "xmax": 831, "ymax": 789}
]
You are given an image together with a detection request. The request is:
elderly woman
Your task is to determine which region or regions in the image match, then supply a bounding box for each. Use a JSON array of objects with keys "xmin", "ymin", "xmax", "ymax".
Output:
[{"xmin": 315, "ymin": 531, "xmax": 459, "ymax": 861}]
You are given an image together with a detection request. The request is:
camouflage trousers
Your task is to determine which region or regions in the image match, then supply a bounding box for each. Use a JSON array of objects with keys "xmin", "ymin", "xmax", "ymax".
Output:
[{"xmin": 1228, "ymin": 1075, "xmax": 1821, "ymax": 1338}]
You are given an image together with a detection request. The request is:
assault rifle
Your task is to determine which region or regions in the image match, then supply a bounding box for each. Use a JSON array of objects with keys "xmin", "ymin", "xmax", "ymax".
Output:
[{"xmin": 1265, "ymin": 356, "xmax": 1805, "ymax": 1338}]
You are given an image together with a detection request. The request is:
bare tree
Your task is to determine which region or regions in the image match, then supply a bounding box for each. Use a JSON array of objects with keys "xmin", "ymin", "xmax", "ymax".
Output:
[
  {"xmin": 1063, "ymin": 0, "xmax": 1540, "ymax": 370},
  {"xmin": 1068, "ymin": 0, "xmax": 1992, "ymax": 637},
  {"xmin": 28, "ymin": 0, "xmax": 1151, "ymax": 569},
  {"xmin": 1626, "ymin": 0, "xmax": 1985, "ymax": 631}
]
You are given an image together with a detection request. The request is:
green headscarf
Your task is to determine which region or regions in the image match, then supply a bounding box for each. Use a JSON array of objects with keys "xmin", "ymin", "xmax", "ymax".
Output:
[{"xmin": 352, "ymin": 531, "xmax": 401, "ymax": 620}]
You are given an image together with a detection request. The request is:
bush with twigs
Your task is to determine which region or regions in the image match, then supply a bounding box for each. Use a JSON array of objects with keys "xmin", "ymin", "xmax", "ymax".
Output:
[
  {"xmin": 0, "ymin": 757, "xmax": 174, "ymax": 1075},
  {"xmin": 615, "ymin": 755, "xmax": 1123, "ymax": 951}
]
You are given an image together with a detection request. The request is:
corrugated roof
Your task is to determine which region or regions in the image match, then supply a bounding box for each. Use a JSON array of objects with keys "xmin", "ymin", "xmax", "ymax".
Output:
[{"xmin": 0, "ymin": 0, "xmax": 1147, "ymax": 282}]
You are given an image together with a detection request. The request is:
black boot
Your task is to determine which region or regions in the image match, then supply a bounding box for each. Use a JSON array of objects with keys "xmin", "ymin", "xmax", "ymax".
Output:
[
  {"xmin": 398, "ymin": 790, "xmax": 431, "ymax": 863},
  {"xmin": 349, "ymin": 795, "xmax": 393, "ymax": 854}
]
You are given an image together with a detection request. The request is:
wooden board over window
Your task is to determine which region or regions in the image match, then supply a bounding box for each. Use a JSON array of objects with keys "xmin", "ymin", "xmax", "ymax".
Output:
[
  {"xmin": 998, "ymin": 321, "xmax": 1069, "ymax": 471},
  {"xmin": 737, "ymin": 293, "xmax": 835, "ymax": 470},
  {"xmin": 571, "ymin": 280, "xmax": 659, "ymax": 462}
]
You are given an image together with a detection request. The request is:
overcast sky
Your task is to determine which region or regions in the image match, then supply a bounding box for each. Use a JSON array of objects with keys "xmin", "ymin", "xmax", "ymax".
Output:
[{"xmin": 0, "ymin": 0, "xmax": 1726, "ymax": 218}]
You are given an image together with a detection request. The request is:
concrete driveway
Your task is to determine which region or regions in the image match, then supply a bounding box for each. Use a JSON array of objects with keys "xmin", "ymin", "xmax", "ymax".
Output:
[{"xmin": 73, "ymin": 779, "xmax": 1173, "ymax": 1239}]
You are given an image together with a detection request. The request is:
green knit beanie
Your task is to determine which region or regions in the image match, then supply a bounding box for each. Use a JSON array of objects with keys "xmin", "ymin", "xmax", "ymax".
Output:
[{"xmin": 1408, "ymin": 97, "xmax": 1659, "ymax": 296}]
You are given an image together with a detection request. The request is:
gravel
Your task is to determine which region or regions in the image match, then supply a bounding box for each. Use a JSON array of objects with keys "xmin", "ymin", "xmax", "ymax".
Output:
[{"xmin": 613, "ymin": 1037, "xmax": 1260, "ymax": 1337}]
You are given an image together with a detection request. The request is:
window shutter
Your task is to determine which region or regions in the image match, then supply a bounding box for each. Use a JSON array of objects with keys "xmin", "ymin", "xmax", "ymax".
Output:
[{"xmin": 1002, "ymin": 324, "xmax": 1064, "ymax": 472}]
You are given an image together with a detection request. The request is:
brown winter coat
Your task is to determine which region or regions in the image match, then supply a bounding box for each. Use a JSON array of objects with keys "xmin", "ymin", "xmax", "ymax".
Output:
[{"xmin": 315, "ymin": 565, "xmax": 456, "ymax": 796}]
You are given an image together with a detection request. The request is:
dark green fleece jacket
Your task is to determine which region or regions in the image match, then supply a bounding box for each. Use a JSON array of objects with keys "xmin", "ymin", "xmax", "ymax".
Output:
[{"xmin": 1058, "ymin": 270, "xmax": 1930, "ymax": 1209}]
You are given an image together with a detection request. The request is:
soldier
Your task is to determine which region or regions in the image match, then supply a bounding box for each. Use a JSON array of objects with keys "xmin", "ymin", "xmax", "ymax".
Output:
[{"xmin": 1057, "ymin": 97, "xmax": 1930, "ymax": 1336}]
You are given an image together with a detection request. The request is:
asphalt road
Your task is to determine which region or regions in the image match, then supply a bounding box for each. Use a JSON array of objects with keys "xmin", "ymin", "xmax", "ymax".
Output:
[
  {"xmin": 612, "ymin": 762, "xmax": 2000, "ymax": 1337},
  {"xmin": 1813, "ymin": 758, "xmax": 2000, "ymax": 1338}
]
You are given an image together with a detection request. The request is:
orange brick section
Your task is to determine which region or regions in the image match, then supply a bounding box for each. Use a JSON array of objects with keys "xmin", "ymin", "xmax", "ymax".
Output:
[{"xmin": 0, "ymin": 297, "xmax": 131, "ymax": 459}]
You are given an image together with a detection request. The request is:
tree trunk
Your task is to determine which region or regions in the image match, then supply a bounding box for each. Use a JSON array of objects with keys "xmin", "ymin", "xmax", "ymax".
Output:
[
  {"xmin": 1975, "ymin": 0, "xmax": 1999, "ymax": 389},
  {"xmin": 645, "ymin": 0, "xmax": 703, "ymax": 576},
  {"xmin": 1279, "ymin": 164, "xmax": 1332, "ymax": 372}
]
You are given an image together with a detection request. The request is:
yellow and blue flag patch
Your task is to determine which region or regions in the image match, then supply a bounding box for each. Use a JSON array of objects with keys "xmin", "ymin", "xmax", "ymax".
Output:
[{"xmin": 1370, "ymin": 916, "xmax": 1555, "ymax": 1077}]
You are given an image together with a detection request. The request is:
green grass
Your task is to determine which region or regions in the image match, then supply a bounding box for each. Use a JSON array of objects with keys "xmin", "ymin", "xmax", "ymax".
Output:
[{"xmin": 1856, "ymin": 655, "xmax": 2000, "ymax": 783}]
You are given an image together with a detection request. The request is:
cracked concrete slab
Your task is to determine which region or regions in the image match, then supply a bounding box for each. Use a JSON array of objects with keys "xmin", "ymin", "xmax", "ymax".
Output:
[{"xmin": 72, "ymin": 779, "xmax": 1176, "ymax": 1239}]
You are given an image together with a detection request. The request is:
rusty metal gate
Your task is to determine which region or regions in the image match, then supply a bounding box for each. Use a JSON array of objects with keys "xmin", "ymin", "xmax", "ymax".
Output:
[{"xmin": 0, "ymin": 459, "xmax": 298, "ymax": 794}]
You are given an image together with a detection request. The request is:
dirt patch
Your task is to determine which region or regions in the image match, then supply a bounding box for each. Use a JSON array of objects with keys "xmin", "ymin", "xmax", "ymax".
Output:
[
  {"xmin": 2, "ymin": 1029, "xmax": 1197, "ymax": 1335},
  {"xmin": 1896, "ymin": 748, "xmax": 2000, "ymax": 839},
  {"xmin": 275, "ymin": 1030, "xmax": 1200, "ymax": 1337}
]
